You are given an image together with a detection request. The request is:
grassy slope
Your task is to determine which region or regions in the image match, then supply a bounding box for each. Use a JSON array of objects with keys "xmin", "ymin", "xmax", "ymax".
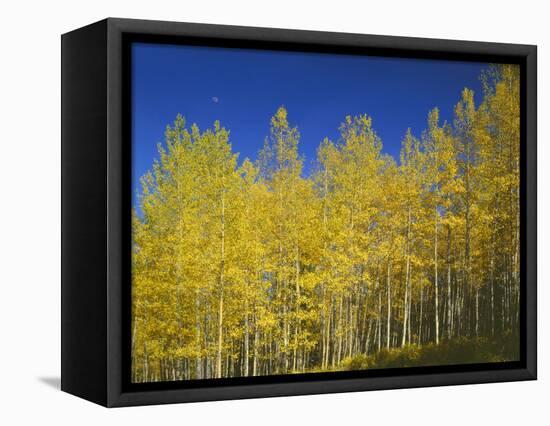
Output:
[{"xmin": 340, "ymin": 334, "xmax": 519, "ymax": 371}]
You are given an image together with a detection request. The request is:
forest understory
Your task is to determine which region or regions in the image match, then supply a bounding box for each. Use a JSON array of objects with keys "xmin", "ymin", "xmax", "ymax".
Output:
[{"xmin": 339, "ymin": 333, "xmax": 519, "ymax": 371}]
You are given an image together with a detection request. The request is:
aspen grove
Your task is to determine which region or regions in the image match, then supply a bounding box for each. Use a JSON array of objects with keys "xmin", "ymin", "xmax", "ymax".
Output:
[{"xmin": 131, "ymin": 64, "xmax": 520, "ymax": 382}]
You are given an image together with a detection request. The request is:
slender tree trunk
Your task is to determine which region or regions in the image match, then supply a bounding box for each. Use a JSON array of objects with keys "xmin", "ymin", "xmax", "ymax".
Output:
[
  {"xmin": 402, "ymin": 206, "xmax": 412, "ymax": 347},
  {"xmin": 490, "ymin": 255, "xmax": 495, "ymax": 336},
  {"xmin": 407, "ymin": 269, "xmax": 412, "ymax": 345},
  {"xmin": 131, "ymin": 318, "xmax": 137, "ymax": 382},
  {"xmin": 253, "ymin": 309, "xmax": 259, "ymax": 376},
  {"xmin": 326, "ymin": 303, "xmax": 332, "ymax": 367},
  {"xmin": 243, "ymin": 292, "xmax": 249, "ymax": 377},
  {"xmin": 475, "ymin": 288, "xmax": 479, "ymax": 337},
  {"xmin": 401, "ymin": 262, "xmax": 409, "ymax": 348},
  {"xmin": 446, "ymin": 225, "xmax": 452, "ymax": 339},
  {"xmin": 377, "ymin": 272, "xmax": 382, "ymax": 352},
  {"xmin": 143, "ymin": 343, "xmax": 148, "ymax": 382},
  {"xmin": 293, "ymin": 252, "xmax": 300, "ymax": 371},
  {"xmin": 365, "ymin": 318, "xmax": 373, "ymax": 355},
  {"xmin": 216, "ymin": 191, "xmax": 226, "ymax": 379},
  {"xmin": 337, "ymin": 295, "xmax": 344, "ymax": 363},
  {"xmin": 195, "ymin": 294, "xmax": 202, "ymax": 379},
  {"xmin": 418, "ymin": 286, "xmax": 423, "ymax": 344},
  {"xmin": 434, "ymin": 207, "xmax": 440, "ymax": 345},
  {"xmin": 386, "ymin": 262, "xmax": 392, "ymax": 349}
]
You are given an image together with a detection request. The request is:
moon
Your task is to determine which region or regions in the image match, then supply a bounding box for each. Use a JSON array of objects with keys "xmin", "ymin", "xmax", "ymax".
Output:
[{"xmin": 212, "ymin": 96, "xmax": 219, "ymax": 103}]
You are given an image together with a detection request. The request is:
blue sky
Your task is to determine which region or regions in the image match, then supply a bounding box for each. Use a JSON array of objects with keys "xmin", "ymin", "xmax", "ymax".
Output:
[{"xmin": 132, "ymin": 42, "xmax": 487, "ymax": 205}]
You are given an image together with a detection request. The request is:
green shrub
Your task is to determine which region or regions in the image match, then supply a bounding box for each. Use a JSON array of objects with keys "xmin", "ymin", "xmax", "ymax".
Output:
[{"xmin": 341, "ymin": 334, "xmax": 519, "ymax": 371}]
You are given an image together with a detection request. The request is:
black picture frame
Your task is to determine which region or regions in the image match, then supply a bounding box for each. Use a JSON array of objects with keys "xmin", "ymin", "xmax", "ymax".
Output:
[{"xmin": 61, "ymin": 17, "xmax": 537, "ymax": 407}]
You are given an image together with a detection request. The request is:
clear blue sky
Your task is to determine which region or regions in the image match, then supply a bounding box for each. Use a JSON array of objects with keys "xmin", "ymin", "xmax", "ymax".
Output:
[{"xmin": 132, "ymin": 42, "xmax": 487, "ymax": 205}]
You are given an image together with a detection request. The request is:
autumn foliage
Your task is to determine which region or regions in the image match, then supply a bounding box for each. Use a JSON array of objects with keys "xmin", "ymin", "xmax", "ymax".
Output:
[{"xmin": 131, "ymin": 64, "xmax": 520, "ymax": 382}]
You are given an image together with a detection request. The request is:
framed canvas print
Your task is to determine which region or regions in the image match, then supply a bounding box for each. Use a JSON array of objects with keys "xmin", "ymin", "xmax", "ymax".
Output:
[{"xmin": 61, "ymin": 18, "xmax": 537, "ymax": 407}]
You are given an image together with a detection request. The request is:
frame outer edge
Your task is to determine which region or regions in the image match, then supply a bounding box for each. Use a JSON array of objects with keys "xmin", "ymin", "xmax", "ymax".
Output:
[
  {"xmin": 61, "ymin": 19, "xmax": 110, "ymax": 406},
  {"xmin": 525, "ymin": 45, "xmax": 537, "ymax": 379},
  {"xmin": 99, "ymin": 17, "xmax": 537, "ymax": 407},
  {"xmin": 106, "ymin": 17, "xmax": 125, "ymax": 407}
]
